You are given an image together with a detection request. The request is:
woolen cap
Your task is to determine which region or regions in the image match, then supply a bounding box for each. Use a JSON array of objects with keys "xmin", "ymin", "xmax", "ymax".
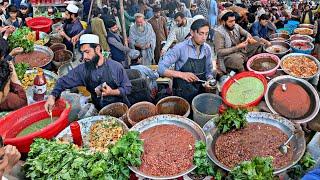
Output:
[
  {"xmin": 66, "ymin": 4, "xmax": 79, "ymax": 14},
  {"xmin": 80, "ymin": 34, "xmax": 100, "ymax": 45}
]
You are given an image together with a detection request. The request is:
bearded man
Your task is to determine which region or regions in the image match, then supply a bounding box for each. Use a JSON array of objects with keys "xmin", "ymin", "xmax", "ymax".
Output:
[
  {"xmin": 58, "ymin": 4, "xmax": 83, "ymax": 51},
  {"xmin": 215, "ymin": 11, "xmax": 263, "ymax": 74},
  {"xmin": 129, "ymin": 13, "xmax": 156, "ymax": 65},
  {"xmin": 45, "ymin": 34, "xmax": 132, "ymax": 112}
]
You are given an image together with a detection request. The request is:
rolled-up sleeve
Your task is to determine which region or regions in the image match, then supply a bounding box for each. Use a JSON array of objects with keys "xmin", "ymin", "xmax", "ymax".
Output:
[
  {"xmin": 162, "ymin": 27, "xmax": 177, "ymax": 51},
  {"xmin": 205, "ymin": 46, "xmax": 214, "ymax": 80},
  {"xmin": 51, "ymin": 66, "xmax": 84, "ymax": 98},
  {"xmin": 158, "ymin": 45, "xmax": 180, "ymax": 76}
]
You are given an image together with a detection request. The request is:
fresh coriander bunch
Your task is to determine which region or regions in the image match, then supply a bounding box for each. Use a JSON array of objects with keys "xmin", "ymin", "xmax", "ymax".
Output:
[{"xmin": 215, "ymin": 108, "xmax": 248, "ymax": 133}]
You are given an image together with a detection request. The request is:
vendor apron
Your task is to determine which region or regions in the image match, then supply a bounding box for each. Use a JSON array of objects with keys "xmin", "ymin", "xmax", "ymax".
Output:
[
  {"xmin": 173, "ymin": 56, "xmax": 206, "ymax": 103},
  {"xmin": 85, "ymin": 63, "xmax": 130, "ymax": 110}
]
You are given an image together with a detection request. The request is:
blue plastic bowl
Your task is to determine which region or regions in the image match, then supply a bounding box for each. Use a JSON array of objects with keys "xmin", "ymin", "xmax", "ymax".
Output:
[{"xmin": 290, "ymin": 40, "xmax": 314, "ymax": 54}]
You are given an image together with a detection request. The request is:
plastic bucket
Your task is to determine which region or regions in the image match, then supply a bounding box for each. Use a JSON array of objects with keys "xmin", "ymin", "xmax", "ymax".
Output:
[
  {"xmin": 99, "ymin": 103, "xmax": 130, "ymax": 127},
  {"xmin": 156, "ymin": 96, "xmax": 190, "ymax": 117},
  {"xmin": 0, "ymin": 99, "xmax": 71, "ymax": 153},
  {"xmin": 192, "ymin": 93, "xmax": 222, "ymax": 127},
  {"xmin": 127, "ymin": 101, "xmax": 157, "ymax": 126}
]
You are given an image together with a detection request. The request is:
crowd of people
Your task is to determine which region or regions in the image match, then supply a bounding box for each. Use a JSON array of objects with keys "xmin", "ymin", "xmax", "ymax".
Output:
[{"xmin": 0, "ymin": 0, "xmax": 320, "ymax": 178}]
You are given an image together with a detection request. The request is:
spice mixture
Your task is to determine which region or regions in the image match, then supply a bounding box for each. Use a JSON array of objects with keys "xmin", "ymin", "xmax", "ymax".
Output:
[
  {"xmin": 215, "ymin": 123, "xmax": 293, "ymax": 169},
  {"xmin": 272, "ymin": 82, "xmax": 310, "ymax": 119},
  {"xmin": 15, "ymin": 51, "xmax": 50, "ymax": 68},
  {"xmin": 139, "ymin": 124, "xmax": 195, "ymax": 176},
  {"xmin": 250, "ymin": 57, "xmax": 278, "ymax": 72},
  {"xmin": 282, "ymin": 56, "xmax": 318, "ymax": 78}
]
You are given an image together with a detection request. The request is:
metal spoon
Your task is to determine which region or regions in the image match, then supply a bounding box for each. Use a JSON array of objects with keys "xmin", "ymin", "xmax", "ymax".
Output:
[
  {"xmin": 197, "ymin": 79, "xmax": 217, "ymax": 86},
  {"xmin": 278, "ymin": 134, "xmax": 294, "ymax": 154},
  {"xmin": 266, "ymin": 77, "xmax": 287, "ymax": 91},
  {"xmin": 49, "ymin": 111, "xmax": 53, "ymax": 123}
]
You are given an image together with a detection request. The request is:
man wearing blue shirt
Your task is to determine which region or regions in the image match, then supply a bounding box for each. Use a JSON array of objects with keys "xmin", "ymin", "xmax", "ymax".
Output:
[
  {"xmin": 45, "ymin": 34, "xmax": 132, "ymax": 112},
  {"xmin": 158, "ymin": 19, "xmax": 215, "ymax": 102}
]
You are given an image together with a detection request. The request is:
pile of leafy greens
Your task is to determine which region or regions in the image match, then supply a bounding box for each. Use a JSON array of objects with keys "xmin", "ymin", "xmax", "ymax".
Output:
[
  {"xmin": 8, "ymin": 27, "xmax": 34, "ymax": 53},
  {"xmin": 287, "ymin": 152, "xmax": 316, "ymax": 179},
  {"xmin": 215, "ymin": 108, "xmax": 248, "ymax": 133},
  {"xmin": 24, "ymin": 131, "xmax": 143, "ymax": 179},
  {"xmin": 227, "ymin": 156, "xmax": 274, "ymax": 180},
  {"xmin": 14, "ymin": 63, "xmax": 29, "ymax": 81},
  {"xmin": 192, "ymin": 141, "xmax": 222, "ymax": 179}
]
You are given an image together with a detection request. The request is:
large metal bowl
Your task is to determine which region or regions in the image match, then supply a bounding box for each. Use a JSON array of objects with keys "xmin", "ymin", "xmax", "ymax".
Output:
[
  {"xmin": 204, "ymin": 112, "xmax": 306, "ymax": 175},
  {"xmin": 280, "ymin": 53, "xmax": 320, "ymax": 80},
  {"xmin": 265, "ymin": 75, "xmax": 320, "ymax": 123},
  {"xmin": 264, "ymin": 41, "xmax": 290, "ymax": 58},
  {"xmin": 129, "ymin": 114, "xmax": 206, "ymax": 180},
  {"xmin": 14, "ymin": 45, "xmax": 54, "ymax": 68},
  {"xmin": 56, "ymin": 115, "xmax": 129, "ymax": 147},
  {"xmin": 290, "ymin": 34, "xmax": 314, "ymax": 43},
  {"xmin": 269, "ymin": 33, "xmax": 290, "ymax": 42}
]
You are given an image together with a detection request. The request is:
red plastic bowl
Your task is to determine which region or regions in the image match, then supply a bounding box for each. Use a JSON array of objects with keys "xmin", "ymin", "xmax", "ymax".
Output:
[
  {"xmin": 247, "ymin": 53, "xmax": 281, "ymax": 76},
  {"xmin": 0, "ymin": 99, "xmax": 71, "ymax": 153},
  {"xmin": 26, "ymin": 17, "xmax": 53, "ymax": 33},
  {"xmin": 221, "ymin": 71, "xmax": 267, "ymax": 108}
]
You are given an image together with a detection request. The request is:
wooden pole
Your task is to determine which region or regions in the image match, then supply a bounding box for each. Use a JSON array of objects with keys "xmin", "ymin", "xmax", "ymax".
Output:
[
  {"xmin": 87, "ymin": 0, "xmax": 95, "ymax": 23},
  {"xmin": 119, "ymin": 0, "xmax": 130, "ymax": 66}
]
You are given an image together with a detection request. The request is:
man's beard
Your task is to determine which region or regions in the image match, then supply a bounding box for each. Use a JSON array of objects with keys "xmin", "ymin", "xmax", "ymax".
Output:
[
  {"xmin": 225, "ymin": 24, "xmax": 235, "ymax": 31},
  {"xmin": 136, "ymin": 25, "xmax": 144, "ymax": 32},
  {"xmin": 64, "ymin": 18, "xmax": 72, "ymax": 24},
  {"xmin": 177, "ymin": 21, "xmax": 185, "ymax": 27},
  {"xmin": 85, "ymin": 54, "xmax": 100, "ymax": 71}
]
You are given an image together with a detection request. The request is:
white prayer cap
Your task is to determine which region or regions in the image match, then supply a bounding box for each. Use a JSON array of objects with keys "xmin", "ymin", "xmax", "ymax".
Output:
[
  {"xmin": 193, "ymin": 15, "xmax": 205, "ymax": 21},
  {"xmin": 66, "ymin": 4, "xmax": 79, "ymax": 14},
  {"xmin": 80, "ymin": 34, "xmax": 100, "ymax": 45}
]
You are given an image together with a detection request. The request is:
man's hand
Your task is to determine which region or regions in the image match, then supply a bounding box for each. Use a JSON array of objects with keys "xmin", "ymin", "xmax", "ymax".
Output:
[
  {"xmin": 160, "ymin": 49, "xmax": 166, "ymax": 56},
  {"xmin": 3, "ymin": 145, "xmax": 20, "ymax": 173},
  {"xmin": 9, "ymin": 47, "xmax": 24, "ymax": 56},
  {"xmin": 236, "ymin": 40, "xmax": 248, "ymax": 49},
  {"xmin": 4, "ymin": 26, "xmax": 15, "ymax": 37},
  {"xmin": 0, "ymin": 26, "xmax": 9, "ymax": 33},
  {"xmin": 144, "ymin": 43, "xmax": 151, "ymax": 49},
  {"xmin": 25, "ymin": 17, "xmax": 32, "ymax": 21},
  {"xmin": 71, "ymin": 34, "xmax": 80, "ymax": 45},
  {"xmin": 0, "ymin": 148, "xmax": 8, "ymax": 178},
  {"xmin": 101, "ymin": 84, "xmax": 113, "ymax": 96},
  {"xmin": 44, "ymin": 95, "xmax": 56, "ymax": 114},
  {"xmin": 59, "ymin": 30, "xmax": 67, "ymax": 38},
  {"xmin": 178, "ymin": 72, "xmax": 199, "ymax": 83}
]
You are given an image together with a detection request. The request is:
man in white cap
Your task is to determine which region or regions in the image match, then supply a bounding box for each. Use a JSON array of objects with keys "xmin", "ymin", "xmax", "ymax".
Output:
[
  {"xmin": 58, "ymin": 4, "xmax": 83, "ymax": 51},
  {"xmin": 45, "ymin": 34, "xmax": 132, "ymax": 112}
]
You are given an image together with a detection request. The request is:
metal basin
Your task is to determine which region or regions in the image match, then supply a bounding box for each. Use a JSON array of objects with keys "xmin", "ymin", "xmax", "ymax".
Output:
[
  {"xmin": 280, "ymin": 53, "xmax": 320, "ymax": 80},
  {"xmin": 56, "ymin": 115, "xmax": 128, "ymax": 147},
  {"xmin": 269, "ymin": 33, "xmax": 290, "ymax": 42},
  {"xmin": 264, "ymin": 41, "xmax": 290, "ymax": 58},
  {"xmin": 265, "ymin": 75, "xmax": 320, "ymax": 123},
  {"xmin": 129, "ymin": 114, "xmax": 205, "ymax": 180},
  {"xmin": 290, "ymin": 34, "xmax": 314, "ymax": 43},
  {"xmin": 204, "ymin": 112, "xmax": 306, "ymax": 175}
]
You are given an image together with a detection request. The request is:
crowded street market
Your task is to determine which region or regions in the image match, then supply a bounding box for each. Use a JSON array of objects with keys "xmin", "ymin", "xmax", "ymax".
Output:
[{"xmin": 1, "ymin": 0, "xmax": 320, "ymax": 179}]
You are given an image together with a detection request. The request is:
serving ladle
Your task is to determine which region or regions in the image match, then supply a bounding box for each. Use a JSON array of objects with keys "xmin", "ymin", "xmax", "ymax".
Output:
[
  {"xmin": 197, "ymin": 79, "xmax": 217, "ymax": 86},
  {"xmin": 278, "ymin": 134, "xmax": 294, "ymax": 154},
  {"xmin": 266, "ymin": 77, "xmax": 287, "ymax": 91}
]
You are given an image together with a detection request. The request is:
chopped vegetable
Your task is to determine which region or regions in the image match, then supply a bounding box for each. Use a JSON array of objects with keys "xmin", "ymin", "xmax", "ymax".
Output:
[
  {"xmin": 192, "ymin": 141, "xmax": 222, "ymax": 180},
  {"xmin": 227, "ymin": 156, "xmax": 274, "ymax": 180},
  {"xmin": 215, "ymin": 108, "xmax": 248, "ymax": 133},
  {"xmin": 14, "ymin": 63, "xmax": 29, "ymax": 81},
  {"xmin": 8, "ymin": 27, "xmax": 34, "ymax": 53},
  {"xmin": 287, "ymin": 152, "xmax": 316, "ymax": 179},
  {"xmin": 24, "ymin": 131, "xmax": 143, "ymax": 179}
]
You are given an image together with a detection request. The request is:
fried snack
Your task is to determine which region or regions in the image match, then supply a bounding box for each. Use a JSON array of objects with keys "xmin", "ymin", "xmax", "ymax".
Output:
[{"xmin": 282, "ymin": 56, "xmax": 318, "ymax": 77}]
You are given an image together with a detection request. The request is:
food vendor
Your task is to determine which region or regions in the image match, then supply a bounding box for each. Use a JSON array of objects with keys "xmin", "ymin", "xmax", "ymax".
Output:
[
  {"xmin": 158, "ymin": 19, "xmax": 215, "ymax": 102},
  {"xmin": 0, "ymin": 57, "xmax": 27, "ymax": 111},
  {"xmin": 215, "ymin": 10, "xmax": 264, "ymax": 74},
  {"xmin": 45, "ymin": 34, "xmax": 132, "ymax": 112},
  {"xmin": 58, "ymin": 4, "xmax": 83, "ymax": 52}
]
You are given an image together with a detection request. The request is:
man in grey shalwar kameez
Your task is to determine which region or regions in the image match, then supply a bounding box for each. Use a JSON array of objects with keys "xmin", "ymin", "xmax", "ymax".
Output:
[{"xmin": 129, "ymin": 13, "xmax": 156, "ymax": 65}]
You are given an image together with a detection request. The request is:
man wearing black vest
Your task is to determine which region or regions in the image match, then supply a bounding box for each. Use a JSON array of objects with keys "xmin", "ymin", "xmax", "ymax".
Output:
[{"xmin": 106, "ymin": 20, "xmax": 131, "ymax": 66}]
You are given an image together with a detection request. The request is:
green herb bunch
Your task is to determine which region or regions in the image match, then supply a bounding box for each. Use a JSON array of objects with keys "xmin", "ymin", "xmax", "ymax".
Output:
[
  {"xmin": 14, "ymin": 63, "xmax": 29, "ymax": 81},
  {"xmin": 215, "ymin": 108, "xmax": 248, "ymax": 133},
  {"xmin": 8, "ymin": 27, "xmax": 34, "ymax": 53},
  {"xmin": 228, "ymin": 156, "xmax": 274, "ymax": 180},
  {"xmin": 24, "ymin": 131, "xmax": 143, "ymax": 179},
  {"xmin": 193, "ymin": 141, "xmax": 222, "ymax": 179},
  {"xmin": 287, "ymin": 152, "xmax": 316, "ymax": 179}
]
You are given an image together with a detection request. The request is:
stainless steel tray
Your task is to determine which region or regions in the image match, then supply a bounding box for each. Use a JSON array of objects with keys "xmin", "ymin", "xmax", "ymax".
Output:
[
  {"xmin": 204, "ymin": 112, "xmax": 306, "ymax": 175},
  {"xmin": 129, "ymin": 114, "xmax": 206, "ymax": 180},
  {"xmin": 265, "ymin": 75, "xmax": 319, "ymax": 123}
]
